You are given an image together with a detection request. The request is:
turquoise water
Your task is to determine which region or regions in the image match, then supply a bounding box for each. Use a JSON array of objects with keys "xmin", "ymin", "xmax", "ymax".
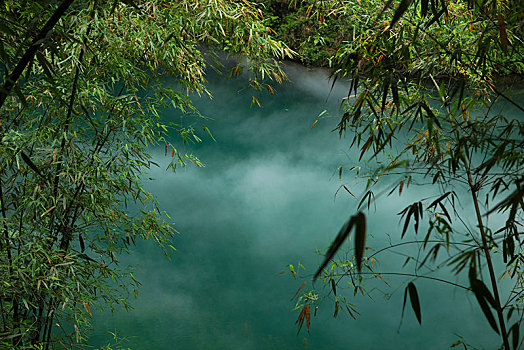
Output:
[{"xmin": 89, "ymin": 62, "xmax": 513, "ymax": 349}]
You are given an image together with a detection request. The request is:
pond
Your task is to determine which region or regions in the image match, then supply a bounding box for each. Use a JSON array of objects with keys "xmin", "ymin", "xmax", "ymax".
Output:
[{"xmin": 89, "ymin": 61, "xmax": 516, "ymax": 349}]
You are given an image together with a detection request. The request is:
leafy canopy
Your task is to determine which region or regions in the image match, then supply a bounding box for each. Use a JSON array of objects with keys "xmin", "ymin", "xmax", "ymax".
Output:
[
  {"xmin": 0, "ymin": 0, "xmax": 292, "ymax": 348},
  {"xmin": 288, "ymin": 0, "xmax": 523, "ymax": 349}
]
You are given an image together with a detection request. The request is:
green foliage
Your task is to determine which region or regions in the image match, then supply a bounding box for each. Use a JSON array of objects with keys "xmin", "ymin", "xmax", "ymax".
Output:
[
  {"xmin": 256, "ymin": 0, "xmax": 352, "ymax": 65},
  {"xmin": 260, "ymin": 0, "xmax": 523, "ymax": 75},
  {"xmin": 289, "ymin": 0, "xmax": 524, "ymax": 349},
  {"xmin": 0, "ymin": 0, "xmax": 292, "ymax": 348}
]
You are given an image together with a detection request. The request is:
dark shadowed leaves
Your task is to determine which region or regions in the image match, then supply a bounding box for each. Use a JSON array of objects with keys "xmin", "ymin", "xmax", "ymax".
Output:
[
  {"xmin": 391, "ymin": 79, "xmax": 399, "ymax": 107},
  {"xmin": 331, "ymin": 279, "xmax": 337, "ymax": 296},
  {"xmin": 391, "ymin": 0, "xmax": 412, "ymax": 28},
  {"xmin": 398, "ymin": 202, "xmax": 423, "ymax": 238},
  {"xmin": 402, "ymin": 282, "xmax": 422, "ymax": 324},
  {"xmin": 421, "ymin": 0, "xmax": 429, "ymax": 17},
  {"xmin": 503, "ymin": 235, "xmax": 515, "ymax": 264},
  {"xmin": 510, "ymin": 322, "xmax": 520, "ymax": 350},
  {"xmin": 314, "ymin": 212, "xmax": 367, "ymax": 279},
  {"xmin": 79, "ymin": 234, "xmax": 85, "ymax": 253},
  {"xmin": 354, "ymin": 212, "xmax": 366, "ymax": 271},
  {"xmin": 470, "ymin": 278, "xmax": 499, "ymax": 334},
  {"xmin": 20, "ymin": 151, "xmax": 45, "ymax": 179}
]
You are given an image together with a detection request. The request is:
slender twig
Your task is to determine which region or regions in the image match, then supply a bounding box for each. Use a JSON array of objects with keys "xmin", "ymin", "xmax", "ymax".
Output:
[
  {"xmin": 368, "ymin": 240, "xmax": 478, "ymax": 259},
  {"xmin": 331, "ymin": 271, "xmax": 470, "ymax": 290}
]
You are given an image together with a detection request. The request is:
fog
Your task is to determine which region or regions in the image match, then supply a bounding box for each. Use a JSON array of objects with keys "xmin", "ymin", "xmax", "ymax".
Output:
[{"xmin": 90, "ymin": 61, "xmax": 503, "ymax": 349}]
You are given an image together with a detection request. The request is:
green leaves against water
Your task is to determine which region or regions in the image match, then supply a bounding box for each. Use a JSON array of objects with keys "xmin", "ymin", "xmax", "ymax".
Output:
[
  {"xmin": 292, "ymin": 0, "xmax": 524, "ymax": 347},
  {"xmin": 314, "ymin": 212, "xmax": 366, "ymax": 280},
  {"xmin": 0, "ymin": 0, "xmax": 293, "ymax": 347}
]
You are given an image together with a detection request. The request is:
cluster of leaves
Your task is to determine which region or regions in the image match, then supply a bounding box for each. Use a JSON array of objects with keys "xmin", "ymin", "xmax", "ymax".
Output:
[
  {"xmin": 258, "ymin": 0, "xmax": 524, "ymax": 76},
  {"xmin": 253, "ymin": 0, "xmax": 353, "ymax": 65},
  {"xmin": 0, "ymin": 0, "xmax": 292, "ymax": 348},
  {"xmin": 290, "ymin": 0, "xmax": 524, "ymax": 349}
]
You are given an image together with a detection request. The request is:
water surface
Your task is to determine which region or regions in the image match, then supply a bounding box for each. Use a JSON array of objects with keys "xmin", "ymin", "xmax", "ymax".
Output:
[{"xmin": 90, "ymin": 62, "xmax": 515, "ymax": 349}]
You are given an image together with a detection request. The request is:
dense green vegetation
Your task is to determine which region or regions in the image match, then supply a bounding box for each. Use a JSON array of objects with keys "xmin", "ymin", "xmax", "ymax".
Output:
[
  {"xmin": 0, "ymin": 1, "xmax": 291, "ymax": 348},
  {"xmin": 283, "ymin": 1, "xmax": 524, "ymax": 349},
  {"xmin": 1, "ymin": 0, "xmax": 523, "ymax": 349},
  {"xmin": 260, "ymin": 0, "xmax": 524, "ymax": 79}
]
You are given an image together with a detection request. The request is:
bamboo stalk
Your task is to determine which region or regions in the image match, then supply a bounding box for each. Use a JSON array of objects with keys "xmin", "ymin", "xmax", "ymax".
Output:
[{"xmin": 430, "ymin": 74, "xmax": 509, "ymax": 350}]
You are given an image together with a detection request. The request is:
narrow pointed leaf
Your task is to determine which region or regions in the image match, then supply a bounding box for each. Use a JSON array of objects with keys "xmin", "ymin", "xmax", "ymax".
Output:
[
  {"xmin": 79, "ymin": 234, "xmax": 85, "ymax": 252},
  {"xmin": 391, "ymin": 0, "xmax": 412, "ymax": 28},
  {"xmin": 354, "ymin": 212, "xmax": 367, "ymax": 271},
  {"xmin": 291, "ymin": 282, "xmax": 306, "ymax": 300},
  {"xmin": 473, "ymin": 290, "xmax": 499, "ymax": 334},
  {"xmin": 401, "ymin": 206, "xmax": 414, "ymax": 238},
  {"xmin": 471, "ymin": 278, "xmax": 497, "ymax": 309},
  {"xmin": 407, "ymin": 282, "xmax": 422, "ymax": 324},
  {"xmin": 471, "ymin": 279, "xmax": 499, "ymax": 334},
  {"xmin": 391, "ymin": 79, "xmax": 399, "ymax": 107},
  {"xmin": 313, "ymin": 216, "xmax": 355, "ymax": 280},
  {"xmin": 20, "ymin": 152, "xmax": 44, "ymax": 178},
  {"xmin": 305, "ymin": 304, "xmax": 311, "ymax": 331},
  {"xmin": 343, "ymin": 185, "xmax": 356, "ymax": 198},
  {"xmin": 331, "ymin": 279, "xmax": 337, "ymax": 296}
]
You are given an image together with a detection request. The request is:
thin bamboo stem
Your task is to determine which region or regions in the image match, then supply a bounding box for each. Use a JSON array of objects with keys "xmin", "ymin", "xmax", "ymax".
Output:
[{"xmin": 430, "ymin": 74, "xmax": 509, "ymax": 349}]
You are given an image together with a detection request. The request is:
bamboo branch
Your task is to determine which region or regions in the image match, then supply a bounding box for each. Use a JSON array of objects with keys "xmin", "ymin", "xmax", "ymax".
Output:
[
  {"xmin": 430, "ymin": 74, "xmax": 510, "ymax": 349},
  {"xmin": 0, "ymin": 0, "xmax": 75, "ymax": 110}
]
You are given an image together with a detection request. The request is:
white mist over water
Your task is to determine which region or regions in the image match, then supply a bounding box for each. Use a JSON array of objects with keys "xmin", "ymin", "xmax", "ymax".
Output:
[{"xmin": 89, "ymin": 61, "xmax": 506, "ymax": 349}]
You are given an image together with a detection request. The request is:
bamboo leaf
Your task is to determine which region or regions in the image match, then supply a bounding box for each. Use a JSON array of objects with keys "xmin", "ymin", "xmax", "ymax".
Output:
[
  {"xmin": 381, "ymin": 76, "xmax": 391, "ymax": 110},
  {"xmin": 354, "ymin": 212, "xmax": 367, "ymax": 271},
  {"xmin": 313, "ymin": 215, "xmax": 355, "ymax": 280},
  {"xmin": 390, "ymin": 0, "xmax": 412, "ymax": 28},
  {"xmin": 79, "ymin": 234, "xmax": 85, "ymax": 252},
  {"xmin": 331, "ymin": 279, "xmax": 337, "ymax": 296},
  {"xmin": 391, "ymin": 79, "xmax": 399, "ymax": 108},
  {"xmin": 343, "ymin": 185, "xmax": 356, "ymax": 198},
  {"xmin": 474, "ymin": 290, "xmax": 499, "ymax": 334},
  {"xmin": 471, "ymin": 278, "xmax": 497, "ymax": 309},
  {"xmin": 346, "ymin": 305, "xmax": 357, "ymax": 319},
  {"xmin": 295, "ymin": 305, "xmax": 306, "ymax": 334},
  {"xmin": 400, "ymin": 205, "xmax": 414, "ymax": 238},
  {"xmin": 359, "ymin": 136, "xmax": 373, "ymax": 161},
  {"xmin": 407, "ymin": 282, "xmax": 422, "ymax": 324},
  {"xmin": 305, "ymin": 304, "xmax": 311, "ymax": 331},
  {"xmin": 291, "ymin": 281, "xmax": 306, "ymax": 300},
  {"xmin": 20, "ymin": 152, "xmax": 45, "ymax": 178},
  {"xmin": 470, "ymin": 278, "xmax": 499, "ymax": 334}
]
